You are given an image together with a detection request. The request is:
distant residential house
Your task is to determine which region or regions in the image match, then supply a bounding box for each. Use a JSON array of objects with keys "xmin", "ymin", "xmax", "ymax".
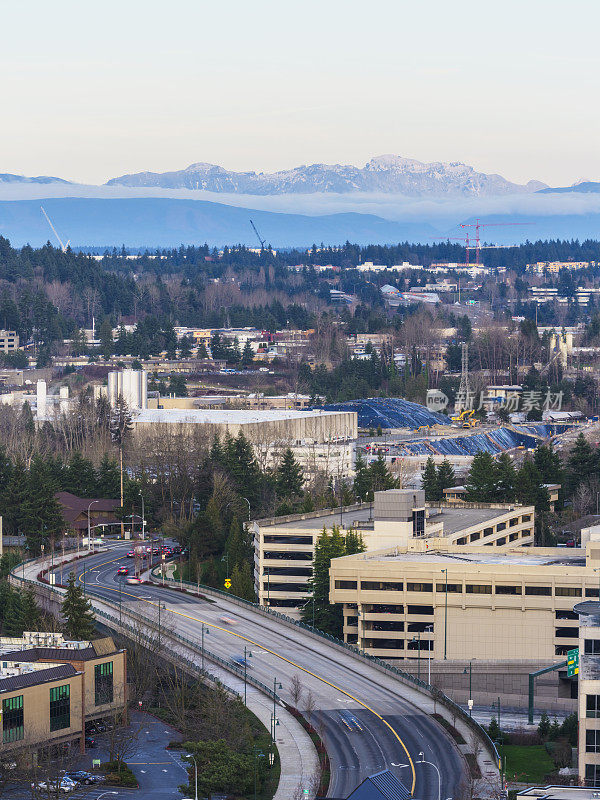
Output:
[{"xmin": 55, "ymin": 491, "xmax": 120, "ymax": 534}]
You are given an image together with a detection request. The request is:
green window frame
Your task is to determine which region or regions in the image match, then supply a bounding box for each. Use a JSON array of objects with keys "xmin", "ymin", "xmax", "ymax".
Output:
[
  {"xmin": 2, "ymin": 695, "xmax": 24, "ymax": 743},
  {"xmin": 95, "ymin": 661, "xmax": 114, "ymax": 705},
  {"xmin": 49, "ymin": 684, "xmax": 70, "ymax": 732}
]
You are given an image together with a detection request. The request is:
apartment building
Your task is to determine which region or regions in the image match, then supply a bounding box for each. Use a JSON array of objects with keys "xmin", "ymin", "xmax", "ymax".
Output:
[
  {"xmin": 577, "ymin": 600, "xmax": 600, "ymax": 787},
  {"xmin": 0, "ymin": 331, "xmax": 19, "ymax": 354},
  {"xmin": 0, "ymin": 634, "xmax": 126, "ymax": 754},
  {"xmin": 252, "ymin": 488, "xmax": 535, "ymax": 618}
]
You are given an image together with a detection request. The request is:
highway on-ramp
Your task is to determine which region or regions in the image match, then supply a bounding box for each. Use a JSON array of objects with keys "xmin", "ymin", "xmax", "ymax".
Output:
[{"xmin": 63, "ymin": 545, "xmax": 468, "ymax": 800}]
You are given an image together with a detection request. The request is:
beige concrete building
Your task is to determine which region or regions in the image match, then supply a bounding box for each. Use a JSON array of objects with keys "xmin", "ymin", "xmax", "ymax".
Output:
[
  {"xmin": 0, "ymin": 634, "xmax": 126, "ymax": 755},
  {"xmin": 252, "ymin": 489, "xmax": 535, "ymax": 618},
  {"xmin": 330, "ymin": 537, "xmax": 600, "ymax": 662},
  {"xmin": 576, "ymin": 601, "xmax": 600, "ymax": 786}
]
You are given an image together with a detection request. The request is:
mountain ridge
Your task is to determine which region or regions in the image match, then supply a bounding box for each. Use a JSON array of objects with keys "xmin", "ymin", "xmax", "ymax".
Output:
[{"xmin": 106, "ymin": 155, "xmax": 548, "ymax": 197}]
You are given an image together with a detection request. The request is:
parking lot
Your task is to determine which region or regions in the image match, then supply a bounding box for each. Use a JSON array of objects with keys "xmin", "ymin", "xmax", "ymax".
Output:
[{"xmin": 2, "ymin": 712, "xmax": 186, "ymax": 799}]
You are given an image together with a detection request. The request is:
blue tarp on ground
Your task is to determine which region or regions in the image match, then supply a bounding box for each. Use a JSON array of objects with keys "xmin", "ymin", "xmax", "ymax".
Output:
[
  {"xmin": 398, "ymin": 424, "xmax": 571, "ymax": 457},
  {"xmin": 314, "ymin": 398, "xmax": 450, "ymax": 429}
]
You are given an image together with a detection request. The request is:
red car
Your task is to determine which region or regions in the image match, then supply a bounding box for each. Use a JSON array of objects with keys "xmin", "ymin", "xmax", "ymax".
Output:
[{"xmin": 117, "ymin": 567, "xmax": 129, "ymax": 575}]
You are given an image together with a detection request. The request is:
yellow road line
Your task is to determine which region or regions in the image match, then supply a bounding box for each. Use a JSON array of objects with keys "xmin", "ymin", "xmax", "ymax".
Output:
[{"xmin": 79, "ymin": 556, "xmax": 417, "ymax": 792}]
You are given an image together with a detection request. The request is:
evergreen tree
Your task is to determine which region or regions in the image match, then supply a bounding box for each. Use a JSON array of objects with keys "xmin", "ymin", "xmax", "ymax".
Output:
[
  {"xmin": 436, "ymin": 459, "xmax": 456, "ymax": 499},
  {"xmin": 422, "ymin": 457, "xmax": 439, "ymax": 501},
  {"xmin": 345, "ymin": 529, "xmax": 366, "ymax": 555},
  {"xmin": 98, "ymin": 317, "xmax": 114, "ymax": 360},
  {"xmin": 226, "ymin": 516, "xmax": 253, "ymax": 570},
  {"xmin": 230, "ymin": 562, "xmax": 255, "ymax": 601},
  {"xmin": 301, "ymin": 525, "xmax": 346, "ymax": 636},
  {"xmin": 61, "ymin": 572, "xmax": 96, "ymax": 640},
  {"xmin": 538, "ymin": 711, "xmax": 550, "ymax": 738},
  {"xmin": 465, "ymin": 452, "xmax": 498, "ymax": 502},
  {"xmin": 369, "ymin": 453, "xmax": 397, "ymax": 493},
  {"xmin": 22, "ymin": 587, "xmax": 41, "ymax": 631},
  {"xmin": 96, "ymin": 453, "xmax": 121, "ymax": 498},
  {"xmin": 276, "ymin": 448, "xmax": 304, "ymax": 499},
  {"xmin": 495, "ymin": 452, "xmax": 516, "ymax": 502},
  {"xmin": 353, "ymin": 452, "xmax": 372, "ymax": 502},
  {"xmin": 179, "ymin": 335, "xmax": 193, "ymax": 359},
  {"xmin": 566, "ymin": 433, "xmax": 595, "ymax": 495},
  {"xmin": 534, "ymin": 444, "xmax": 564, "ymax": 485},
  {"xmin": 241, "ymin": 340, "xmax": 254, "ymax": 366},
  {"xmin": 2, "ymin": 589, "xmax": 25, "ymax": 636},
  {"xmin": 515, "ymin": 459, "xmax": 550, "ymax": 511},
  {"xmin": 65, "ymin": 451, "xmax": 97, "ymax": 497}
]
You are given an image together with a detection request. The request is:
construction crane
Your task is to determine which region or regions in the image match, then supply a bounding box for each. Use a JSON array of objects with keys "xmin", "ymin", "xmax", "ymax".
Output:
[
  {"xmin": 40, "ymin": 206, "xmax": 70, "ymax": 252},
  {"xmin": 249, "ymin": 219, "xmax": 266, "ymax": 250},
  {"xmin": 459, "ymin": 219, "xmax": 534, "ymax": 265},
  {"xmin": 431, "ymin": 236, "xmax": 473, "ymax": 266},
  {"xmin": 431, "ymin": 235, "xmax": 501, "ymax": 267}
]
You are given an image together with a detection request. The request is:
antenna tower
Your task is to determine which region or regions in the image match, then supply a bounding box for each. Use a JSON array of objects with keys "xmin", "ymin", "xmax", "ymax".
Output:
[{"xmin": 457, "ymin": 342, "xmax": 470, "ymax": 408}]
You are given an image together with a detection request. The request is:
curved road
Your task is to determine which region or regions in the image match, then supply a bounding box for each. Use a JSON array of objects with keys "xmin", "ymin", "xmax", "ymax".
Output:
[{"xmin": 63, "ymin": 545, "xmax": 467, "ymax": 800}]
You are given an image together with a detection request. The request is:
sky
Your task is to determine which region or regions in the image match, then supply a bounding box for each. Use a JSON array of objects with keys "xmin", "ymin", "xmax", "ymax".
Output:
[{"xmin": 2, "ymin": 0, "xmax": 599, "ymax": 186}]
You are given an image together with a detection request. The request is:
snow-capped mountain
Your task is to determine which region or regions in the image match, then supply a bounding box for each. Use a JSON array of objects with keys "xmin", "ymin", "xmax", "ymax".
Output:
[
  {"xmin": 106, "ymin": 155, "xmax": 547, "ymax": 196},
  {"xmin": 0, "ymin": 173, "xmax": 72, "ymax": 185}
]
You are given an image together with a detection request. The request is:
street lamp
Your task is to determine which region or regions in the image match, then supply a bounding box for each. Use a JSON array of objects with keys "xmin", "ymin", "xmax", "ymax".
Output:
[
  {"xmin": 242, "ymin": 496, "xmax": 251, "ymax": 521},
  {"xmin": 441, "ymin": 568, "xmax": 448, "ymax": 660},
  {"xmin": 271, "ymin": 678, "xmax": 282, "ymax": 764},
  {"xmin": 139, "ymin": 491, "xmax": 145, "ymax": 541},
  {"xmin": 183, "ymin": 754, "xmax": 198, "ymax": 800},
  {"xmin": 243, "ymin": 645, "xmax": 253, "ymax": 706},
  {"xmin": 463, "ymin": 660, "xmax": 473, "ymax": 716},
  {"xmin": 87, "ymin": 500, "xmax": 100, "ymax": 553},
  {"xmin": 425, "ymin": 623, "xmax": 433, "ymax": 685},
  {"xmin": 253, "ymin": 748, "xmax": 266, "ymax": 800},
  {"xmin": 201, "ymin": 623, "xmax": 210, "ymax": 672},
  {"xmin": 418, "ymin": 752, "xmax": 441, "ymax": 800},
  {"xmin": 411, "ymin": 632, "xmax": 422, "ymax": 680}
]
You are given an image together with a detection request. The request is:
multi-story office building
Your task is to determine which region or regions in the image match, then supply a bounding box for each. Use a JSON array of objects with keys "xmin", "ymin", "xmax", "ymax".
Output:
[
  {"xmin": 330, "ymin": 520, "xmax": 600, "ymax": 662},
  {"xmin": 252, "ymin": 489, "xmax": 535, "ymax": 618},
  {"xmin": 0, "ymin": 634, "xmax": 126, "ymax": 754}
]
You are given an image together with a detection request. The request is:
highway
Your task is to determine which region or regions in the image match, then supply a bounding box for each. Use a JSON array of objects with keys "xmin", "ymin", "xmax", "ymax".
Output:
[{"xmin": 63, "ymin": 544, "xmax": 468, "ymax": 800}]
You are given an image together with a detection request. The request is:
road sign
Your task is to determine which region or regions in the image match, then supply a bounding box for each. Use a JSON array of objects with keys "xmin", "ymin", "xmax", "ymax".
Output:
[
  {"xmin": 567, "ymin": 648, "xmax": 579, "ymax": 677},
  {"xmin": 224, "ymin": 578, "xmax": 231, "ymax": 589}
]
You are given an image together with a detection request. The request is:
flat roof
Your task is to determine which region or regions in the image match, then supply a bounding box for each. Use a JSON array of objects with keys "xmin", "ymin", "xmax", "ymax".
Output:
[
  {"xmin": 374, "ymin": 550, "xmax": 586, "ymax": 567},
  {"xmin": 427, "ymin": 506, "xmax": 517, "ymax": 536},
  {"xmin": 133, "ymin": 408, "xmax": 351, "ymax": 425},
  {"xmin": 276, "ymin": 507, "xmax": 373, "ymax": 529},
  {"xmin": 518, "ymin": 787, "xmax": 600, "ymax": 800},
  {"xmin": 273, "ymin": 504, "xmax": 522, "ymax": 535}
]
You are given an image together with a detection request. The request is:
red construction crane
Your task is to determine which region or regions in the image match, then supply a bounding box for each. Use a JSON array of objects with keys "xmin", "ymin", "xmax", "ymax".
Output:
[
  {"xmin": 431, "ymin": 235, "xmax": 473, "ymax": 265},
  {"xmin": 459, "ymin": 219, "xmax": 534, "ymax": 264}
]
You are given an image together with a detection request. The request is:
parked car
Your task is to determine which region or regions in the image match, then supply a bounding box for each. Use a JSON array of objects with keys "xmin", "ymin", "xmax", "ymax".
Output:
[
  {"xmin": 32, "ymin": 777, "xmax": 77, "ymax": 793},
  {"xmin": 64, "ymin": 770, "xmax": 105, "ymax": 785}
]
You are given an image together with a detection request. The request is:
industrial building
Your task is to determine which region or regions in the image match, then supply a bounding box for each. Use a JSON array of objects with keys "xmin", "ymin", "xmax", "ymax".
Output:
[
  {"xmin": 328, "ymin": 491, "xmax": 600, "ymax": 662},
  {"xmin": 0, "ymin": 633, "xmax": 126, "ymax": 755},
  {"xmin": 252, "ymin": 488, "xmax": 535, "ymax": 618},
  {"xmin": 107, "ymin": 368, "xmax": 148, "ymax": 410},
  {"xmin": 131, "ymin": 407, "xmax": 357, "ymax": 475}
]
